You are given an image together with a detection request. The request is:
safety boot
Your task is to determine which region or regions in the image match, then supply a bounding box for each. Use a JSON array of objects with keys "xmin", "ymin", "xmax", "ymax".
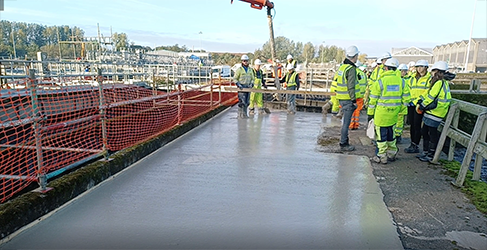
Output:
[
  {"xmin": 249, "ymin": 108, "xmax": 255, "ymax": 116},
  {"xmin": 387, "ymin": 150, "xmax": 398, "ymax": 162},
  {"xmin": 243, "ymin": 106, "xmax": 249, "ymax": 118},
  {"xmin": 404, "ymin": 143, "xmax": 419, "ymax": 153},
  {"xmin": 419, "ymin": 150, "xmax": 434, "ymax": 162},
  {"xmin": 340, "ymin": 144, "xmax": 355, "ymax": 151}
]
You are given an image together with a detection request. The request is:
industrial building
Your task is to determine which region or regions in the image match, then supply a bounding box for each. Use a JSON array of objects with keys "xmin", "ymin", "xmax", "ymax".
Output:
[{"xmin": 433, "ymin": 38, "xmax": 487, "ymax": 73}]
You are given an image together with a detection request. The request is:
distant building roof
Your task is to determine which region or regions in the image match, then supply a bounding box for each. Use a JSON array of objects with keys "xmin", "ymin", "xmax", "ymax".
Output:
[{"xmin": 392, "ymin": 46, "xmax": 433, "ymax": 56}]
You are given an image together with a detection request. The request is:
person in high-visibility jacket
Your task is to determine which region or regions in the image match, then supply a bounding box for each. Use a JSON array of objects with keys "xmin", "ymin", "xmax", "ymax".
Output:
[
  {"xmin": 322, "ymin": 71, "xmax": 340, "ymax": 115},
  {"xmin": 249, "ymin": 59, "xmax": 268, "ymax": 115},
  {"xmin": 404, "ymin": 59, "xmax": 431, "ymax": 153},
  {"xmin": 336, "ymin": 45, "xmax": 360, "ymax": 151},
  {"xmin": 233, "ymin": 54, "xmax": 255, "ymax": 119},
  {"xmin": 365, "ymin": 52, "xmax": 391, "ymax": 107},
  {"xmin": 367, "ymin": 58, "xmax": 411, "ymax": 164},
  {"xmin": 349, "ymin": 63, "xmax": 367, "ymax": 129},
  {"xmin": 285, "ymin": 54, "xmax": 297, "ymax": 73},
  {"xmin": 395, "ymin": 64, "xmax": 412, "ymax": 143},
  {"xmin": 280, "ymin": 63, "xmax": 300, "ymax": 114},
  {"xmin": 416, "ymin": 61, "xmax": 452, "ymax": 162},
  {"xmin": 271, "ymin": 59, "xmax": 283, "ymax": 79}
]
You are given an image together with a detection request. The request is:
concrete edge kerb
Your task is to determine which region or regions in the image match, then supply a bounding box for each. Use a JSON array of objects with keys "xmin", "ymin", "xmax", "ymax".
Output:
[{"xmin": 0, "ymin": 105, "xmax": 231, "ymax": 242}]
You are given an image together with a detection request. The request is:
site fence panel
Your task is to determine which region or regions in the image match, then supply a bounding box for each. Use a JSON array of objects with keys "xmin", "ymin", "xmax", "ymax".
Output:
[{"xmin": 0, "ymin": 77, "xmax": 237, "ymax": 203}]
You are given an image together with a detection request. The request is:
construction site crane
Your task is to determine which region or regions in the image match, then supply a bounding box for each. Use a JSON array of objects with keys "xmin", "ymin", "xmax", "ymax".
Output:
[{"xmin": 231, "ymin": 0, "xmax": 280, "ymax": 89}]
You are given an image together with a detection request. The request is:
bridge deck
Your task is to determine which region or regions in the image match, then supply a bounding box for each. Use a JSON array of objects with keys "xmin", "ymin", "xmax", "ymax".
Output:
[{"xmin": 0, "ymin": 107, "xmax": 403, "ymax": 249}]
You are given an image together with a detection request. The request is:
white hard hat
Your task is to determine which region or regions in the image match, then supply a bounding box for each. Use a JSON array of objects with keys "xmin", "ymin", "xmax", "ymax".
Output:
[
  {"xmin": 287, "ymin": 54, "xmax": 293, "ymax": 60},
  {"xmin": 431, "ymin": 61, "xmax": 448, "ymax": 71},
  {"xmin": 408, "ymin": 61, "xmax": 416, "ymax": 67},
  {"xmin": 379, "ymin": 52, "xmax": 392, "ymax": 60},
  {"xmin": 371, "ymin": 62, "xmax": 378, "ymax": 68},
  {"xmin": 346, "ymin": 46, "xmax": 359, "ymax": 57},
  {"xmin": 384, "ymin": 58, "xmax": 399, "ymax": 68},
  {"xmin": 241, "ymin": 55, "xmax": 249, "ymax": 61},
  {"xmin": 254, "ymin": 59, "xmax": 262, "ymax": 65},
  {"xmin": 275, "ymin": 59, "xmax": 280, "ymax": 63},
  {"xmin": 359, "ymin": 65, "xmax": 367, "ymax": 71},
  {"xmin": 286, "ymin": 63, "xmax": 294, "ymax": 70},
  {"xmin": 376, "ymin": 58, "xmax": 382, "ymax": 64},
  {"xmin": 398, "ymin": 64, "xmax": 408, "ymax": 70},
  {"xmin": 415, "ymin": 59, "xmax": 428, "ymax": 67}
]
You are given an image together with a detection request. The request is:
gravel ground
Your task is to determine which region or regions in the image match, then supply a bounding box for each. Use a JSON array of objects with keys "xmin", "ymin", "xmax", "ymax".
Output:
[{"xmin": 317, "ymin": 113, "xmax": 487, "ymax": 250}]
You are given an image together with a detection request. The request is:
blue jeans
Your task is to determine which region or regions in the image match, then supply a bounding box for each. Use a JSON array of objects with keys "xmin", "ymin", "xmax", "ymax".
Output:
[
  {"xmin": 286, "ymin": 85, "xmax": 297, "ymax": 112},
  {"xmin": 238, "ymin": 86, "xmax": 251, "ymax": 108},
  {"xmin": 339, "ymin": 100, "xmax": 357, "ymax": 145}
]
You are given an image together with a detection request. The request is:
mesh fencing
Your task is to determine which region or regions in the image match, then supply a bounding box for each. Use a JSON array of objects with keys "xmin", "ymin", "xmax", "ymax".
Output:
[{"xmin": 0, "ymin": 78, "xmax": 237, "ymax": 203}]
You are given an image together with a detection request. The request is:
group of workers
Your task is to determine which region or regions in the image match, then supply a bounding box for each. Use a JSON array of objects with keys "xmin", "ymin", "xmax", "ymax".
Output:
[
  {"xmin": 329, "ymin": 45, "xmax": 452, "ymax": 164},
  {"xmin": 233, "ymin": 54, "xmax": 299, "ymax": 118}
]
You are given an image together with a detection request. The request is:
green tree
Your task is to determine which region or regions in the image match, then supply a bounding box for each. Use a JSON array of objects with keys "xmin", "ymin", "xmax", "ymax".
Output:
[
  {"xmin": 112, "ymin": 32, "xmax": 129, "ymax": 51},
  {"xmin": 302, "ymin": 42, "xmax": 315, "ymax": 64}
]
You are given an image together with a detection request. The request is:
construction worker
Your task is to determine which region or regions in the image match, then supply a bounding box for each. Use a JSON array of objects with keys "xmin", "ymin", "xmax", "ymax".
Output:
[
  {"xmin": 395, "ymin": 64, "xmax": 411, "ymax": 143},
  {"xmin": 285, "ymin": 54, "xmax": 297, "ymax": 72},
  {"xmin": 416, "ymin": 61, "xmax": 452, "ymax": 162},
  {"xmin": 322, "ymin": 69, "xmax": 340, "ymax": 116},
  {"xmin": 336, "ymin": 45, "xmax": 360, "ymax": 151},
  {"xmin": 233, "ymin": 54, "xmax": 255, "ymax": 119},
  {"xmin": 367, "ymin": 58, "xmax": 411, "ymax": 164},
  {"xmin": 404, "ymin": 59, "xmax": 431, "ymax": 153},
  {"xmin": 365, "ymin": 54, "xmax": 389, "ymax": 108},
  {"xmin": 272, "ymin": 59, "xmax": 283, "ymax": 79},
  {"xmin": 407, "ymin": 61, "xmax": 416, "ymax": 76},
  {"xmin": 249, "ymin": 59, "xmax": 268, "ymax": 115},
  {"xmin": 280, "ymin": 63, "xmax": 300, "ymax": 114},
  {"xmin": 349, "ymin": 61, "xmax": 367, "ymax": 130}
]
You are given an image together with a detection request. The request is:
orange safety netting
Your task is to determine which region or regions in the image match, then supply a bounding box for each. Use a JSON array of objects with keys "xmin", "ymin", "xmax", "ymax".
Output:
[{"xmin": 0, "ymin": 79, "xmax": 237, "ymax": 203}]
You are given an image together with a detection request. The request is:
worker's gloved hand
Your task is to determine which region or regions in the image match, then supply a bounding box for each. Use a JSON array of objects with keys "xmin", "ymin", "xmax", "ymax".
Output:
[
  {"xmin": 368, "ymin": 115, "xmax": 374, "ymax": 122},
  {"xmin": 416, "ymin": 104, "xmax": 423, "ymax": 115},
  {"xmin": 408, "ymin": 102, "xmax": 415, "ymax": 107},
  {"xmin": 236, "ymin": 82, "xmax": 243, "ymax": 90}
]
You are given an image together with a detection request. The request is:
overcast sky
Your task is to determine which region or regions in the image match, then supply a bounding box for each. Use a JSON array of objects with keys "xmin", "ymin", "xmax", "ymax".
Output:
[{"xmin": 1, "ymin": 0, "xmax": 487, "ymax": 57}]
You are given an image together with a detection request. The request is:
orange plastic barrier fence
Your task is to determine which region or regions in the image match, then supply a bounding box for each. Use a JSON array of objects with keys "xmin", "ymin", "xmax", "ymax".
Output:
[{"xmin": 0, "ymin": 79, "xmax": 237, "ymax": 203}]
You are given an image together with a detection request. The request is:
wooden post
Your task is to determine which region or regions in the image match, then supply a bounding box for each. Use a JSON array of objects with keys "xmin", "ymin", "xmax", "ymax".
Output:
[
  {"xmin": 454, "ymin": 112, "xmax": 487, "ymax": 187},
  {"xmin": 448, "ymin": 107, "xmax": 460, "ymax": 161},
  {"xmin": 473, "ymin": 118, "xmax": 487, "ymax": 181},
  {"xmin": 432, "ymin": 103, "xmax": 457, "ymax": 164}
]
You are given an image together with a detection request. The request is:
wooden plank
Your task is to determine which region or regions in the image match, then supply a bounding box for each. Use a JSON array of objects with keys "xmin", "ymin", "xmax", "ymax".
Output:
[
  {"xmin": 432, "ymin": 104, "xmax": 457, "ymax": 164},
  {"xmin": 454, "ymin": 99, "xmax": 487, "ymax": 116},
  {"xmin": 454, "ymin": 113, "xmax": 487, "ymax": 187},
  {"xmin": 224, "ymin": 87, "xmax": 335, "ymax": 96},
  {"xmin": 473, "ymin": 119, "xmax": 487, "ymax": 180}
]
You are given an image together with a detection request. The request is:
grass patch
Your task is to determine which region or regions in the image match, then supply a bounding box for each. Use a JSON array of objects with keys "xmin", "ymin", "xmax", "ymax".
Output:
[{"xmin": 441, "ymin": 160, "xmax": 487, "ymax": 215}]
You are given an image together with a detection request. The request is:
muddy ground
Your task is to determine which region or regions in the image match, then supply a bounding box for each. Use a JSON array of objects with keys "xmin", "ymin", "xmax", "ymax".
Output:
[{"xmin": 317, "ymin": 113, "xmax": 487, "ymax": 250}]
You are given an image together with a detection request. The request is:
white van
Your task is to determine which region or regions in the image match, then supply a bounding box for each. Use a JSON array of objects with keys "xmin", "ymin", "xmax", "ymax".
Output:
[{"xmin": 211, "ymin": 65, "xmax": 232, "ymax": 78}]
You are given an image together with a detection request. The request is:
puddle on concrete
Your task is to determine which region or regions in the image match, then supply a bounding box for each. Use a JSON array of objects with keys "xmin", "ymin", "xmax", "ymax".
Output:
[
  {"xmin": 400, "ymin": 225, "xmax": 487, "ymax": 250},
  {"xmin": 445, "ymin": 231, "xmax": 487, "ymax": 250}
]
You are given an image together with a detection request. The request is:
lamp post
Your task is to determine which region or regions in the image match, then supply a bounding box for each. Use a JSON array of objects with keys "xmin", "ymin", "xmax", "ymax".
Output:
[
  {"xmin": 321, "ymin": 41, "xmax": 325, "ymax": 64},
  {"xmin": 199, "ymin": 31, "xmax": 203, "ymax": 52},
  {"xmin": 464, "ymin": 0, "xmax": 486, "ymax": 72}
]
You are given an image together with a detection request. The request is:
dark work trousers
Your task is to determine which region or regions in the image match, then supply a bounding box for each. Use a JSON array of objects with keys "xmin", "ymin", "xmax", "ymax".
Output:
[
  {"xmin": 422, "ymin": 124, "xmax": 440, "ymax": 153},
  {"xmin": 407, "ymin": 106, "xmax": 423, "ymax": 145}
]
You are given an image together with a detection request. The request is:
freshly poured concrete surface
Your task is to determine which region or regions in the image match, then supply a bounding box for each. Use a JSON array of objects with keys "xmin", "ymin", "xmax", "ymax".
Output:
[{"xmin": 0, "ymin": 107, "xmax": 403, "ymax": 249}]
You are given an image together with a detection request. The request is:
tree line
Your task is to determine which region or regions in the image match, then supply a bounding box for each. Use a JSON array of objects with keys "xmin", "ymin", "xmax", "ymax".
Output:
[{"xmin": 0, "ymin": 20, "xmax": 366, "ymax": 65}]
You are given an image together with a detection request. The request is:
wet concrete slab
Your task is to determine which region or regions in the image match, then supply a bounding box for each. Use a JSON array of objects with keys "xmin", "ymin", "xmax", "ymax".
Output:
[{"xmin": 0, "ymin": 107, "xmax": 403, "ymax": 249}]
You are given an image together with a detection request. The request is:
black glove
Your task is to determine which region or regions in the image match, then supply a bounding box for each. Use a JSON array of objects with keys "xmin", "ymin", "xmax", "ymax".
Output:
[
  {"xmin": 351, "ymin": 99, "xmax": 357, "ymax": 104},
  {"xmin": 263, "ymin": 84, "xmax": 268, "ymax": 89},
  {"xmin": 236, "ymin": 83, "xmax": 243, "ymax": 90},
  {"xmin": 368, "ymin": 115, "xmax": 374, "ymax": 122}
]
